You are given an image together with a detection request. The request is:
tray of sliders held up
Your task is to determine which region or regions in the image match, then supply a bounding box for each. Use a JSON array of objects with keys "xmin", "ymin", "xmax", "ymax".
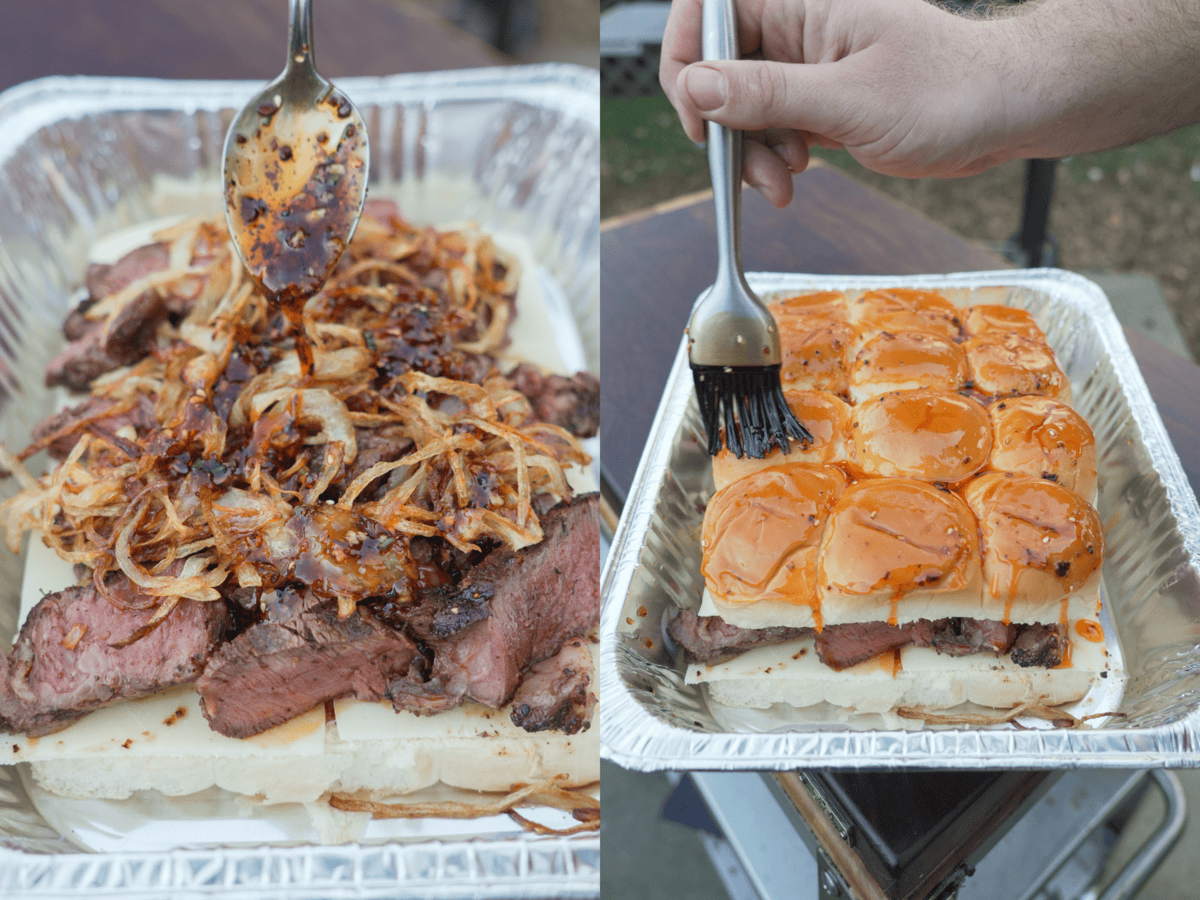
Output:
[{"xmin": 601, "ymin": 269, "xmax": 1200, "ymax": 772}]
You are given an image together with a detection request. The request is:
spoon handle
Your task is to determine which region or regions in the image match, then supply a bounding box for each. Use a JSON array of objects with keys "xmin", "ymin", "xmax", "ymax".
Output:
[{"xmin": 287, "ymin": 0, "xmax": 318, "ymax": 77}]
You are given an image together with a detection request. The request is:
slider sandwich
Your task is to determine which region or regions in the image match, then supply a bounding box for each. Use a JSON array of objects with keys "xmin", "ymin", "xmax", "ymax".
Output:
[{"xmin": 670, "ymin": 289, "xmax": 1107, "ymax": 718}]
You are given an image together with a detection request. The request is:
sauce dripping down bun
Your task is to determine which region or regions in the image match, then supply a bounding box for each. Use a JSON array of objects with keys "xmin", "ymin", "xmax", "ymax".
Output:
[
  {"xmin": 962, "ymin": 473, "xmax": 1104, "ymax": 614},
  {"xmin": 701, "ymin": 465, "xmax": 846, "ymax": 609},
  {"xmin": 817, "ymin": 479, "xmax": 983, "ymax": 614}
]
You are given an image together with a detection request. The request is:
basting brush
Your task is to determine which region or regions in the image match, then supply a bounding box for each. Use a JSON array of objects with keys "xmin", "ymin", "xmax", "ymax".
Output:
[{"xmin": 687, "ymin": 0, "xmax": 812, "ymax": 459}]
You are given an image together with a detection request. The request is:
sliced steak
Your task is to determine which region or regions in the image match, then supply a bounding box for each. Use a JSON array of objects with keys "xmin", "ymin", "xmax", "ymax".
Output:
[
  {"xmin": 389, "ymin": 493, "xmax": 600, "ymax": 713},
  {"xmin": 508, "ymin": 363, "xmax": 600, "ymax": 438},
  {"xmin": 667, "ymin": 608, "xmax": 810, "ymax": 666},
  {"xmin": 84, "ymin": 242, "xmax": 169, "ymax": 302},
  {"xmin": 930, "ymin": 618, "xmax": 1016, "ymax": 657},
  {"xmin": 1010, "ymin": 623, "xmax": 1067, "ymax": 668},
  {"xmin": 45, "ymin": 329, "xmax": 128, "ymax": 391},
  {"xmin": 509, "ymin": 638, "xmax": 595, "ymax": 734},
  {"xmin": 29, "ymin": 394, "xmax": 158, "ymax": 460},
  {"xmin": 338, "ymin": 424, "xmax": 414, "ymax": 501},
  {"xmin": 49, "ymin": 243, "xmax": 173, "ymax": 391},
  {"xmin": 196, "ymin": 585, "xmax": 417, "ymax": 738},
  {"xmin": 816, "ymin": 620, "xmax": 936, "ymax": 671},
  {"xmin": 0, "ymin": 579, "xmax": 230, "ymax": 737}
]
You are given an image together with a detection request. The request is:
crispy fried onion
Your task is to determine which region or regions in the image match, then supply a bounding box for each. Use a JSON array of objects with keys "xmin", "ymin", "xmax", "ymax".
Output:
[
  {"xmin": 329, "ymin": 776, "xmax": 599, "ymax": 835},
  {"xmin": 0, "ymin": 210, "xmax": 589, "ymax": 639},
  {"xmin": 896, "ymin": 701, "xmax": 1126, "ymax": 729}
]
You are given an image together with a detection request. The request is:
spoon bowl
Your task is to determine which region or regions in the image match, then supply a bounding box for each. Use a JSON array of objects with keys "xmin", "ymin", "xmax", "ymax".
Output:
[{"xmin": 222, "ymin": 0, "xmax": 369, "ymax": 313}]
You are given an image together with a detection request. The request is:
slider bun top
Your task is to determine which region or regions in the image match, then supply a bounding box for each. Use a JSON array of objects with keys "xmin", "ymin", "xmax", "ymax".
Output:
[
  {"xmin": 987, "ymin": 396, "xmax": 1097, "ymax": 501},
  {"xmin": 778, "ymin": 315, "xmax": 858, "ymax": 394},
  {"xmin": 701, "ymin": 464, "xmax": 846, "ymax": 608},
  {"xmin": 817, "ymin": 478, "xmax": 982, "ymax": 614},
  {"xmin": 848, "ymin": 331, "xmax": 968, "ymax": 404},
  {"xmin": 962, "ymin": 304, "xmax": 1044, "ymax": 340},
  {"xmin": 769, "ymin": 290, "xmax": 849, "ymax": 321},
  {"xmin": 962, "ymin": 473, "xmax": 1104, "ymax": 612},
  {"xmin": 848, "ymin": 288, "xmax": 961, "ymax": 341},
  {"xmin": 852, "ymin": 388, "xmax": 991, "ymax": 483},
  {"xmin": 964, "ymin": 332, "xmax": 1071, "ymax": 402},
  {"xmin": 711, "ymin": 391, "xmax": 851, "ymax": 490}
]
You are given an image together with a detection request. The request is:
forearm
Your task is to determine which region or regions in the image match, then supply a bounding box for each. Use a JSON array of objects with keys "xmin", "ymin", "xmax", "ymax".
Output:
[{"xmin": 987, "ymin": 0, "xmax": 1200, "ymax": 160}]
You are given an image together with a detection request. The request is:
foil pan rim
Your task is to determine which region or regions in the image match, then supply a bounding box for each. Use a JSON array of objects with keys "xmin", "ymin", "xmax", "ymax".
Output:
[{"xmin": 600, "ymin": 267, "xmax": 1200, "ymax": 772}]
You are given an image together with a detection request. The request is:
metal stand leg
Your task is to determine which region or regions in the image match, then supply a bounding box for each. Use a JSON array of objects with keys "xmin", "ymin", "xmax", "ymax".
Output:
[{"xmin": 1003, "ymin": 158, "xmax": 1060, "ymax": 268}]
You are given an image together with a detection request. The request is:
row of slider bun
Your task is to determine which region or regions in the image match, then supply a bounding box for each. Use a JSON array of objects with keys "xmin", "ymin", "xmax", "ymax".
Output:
[
  {"xmin": 714, "ymin": 388, "xmax": 1098, "ymax": 504},
  {"xmin": 699, "ymin": 464, "xmax": 1104, "ymax": 634},
  {"xmin": 768, "ymin": 289, "xmax": 1070, "ymax": 403}
]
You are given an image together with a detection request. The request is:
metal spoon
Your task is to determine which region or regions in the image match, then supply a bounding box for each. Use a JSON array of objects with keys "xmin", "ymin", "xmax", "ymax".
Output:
[{"xmin": 222, "ymin": 0, "xmax": 369, "ymax": 335}]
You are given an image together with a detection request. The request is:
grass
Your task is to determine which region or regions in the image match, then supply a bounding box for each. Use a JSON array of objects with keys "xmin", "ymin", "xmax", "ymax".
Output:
[{"xmin": 601, "ymin": 91, "xmax": 1200, "ymax": 214}]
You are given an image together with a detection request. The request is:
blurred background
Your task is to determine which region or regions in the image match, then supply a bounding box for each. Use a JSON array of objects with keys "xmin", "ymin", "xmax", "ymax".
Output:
[{"xmin": 600, "ymin": 0, "xmax": 1200, "ymax": 363}]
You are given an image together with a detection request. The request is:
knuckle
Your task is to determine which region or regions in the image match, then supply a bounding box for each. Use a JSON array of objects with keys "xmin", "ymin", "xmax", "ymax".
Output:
[{"xmin": 744, "ymin": 64, "xmax": 790, "ymax": 125}]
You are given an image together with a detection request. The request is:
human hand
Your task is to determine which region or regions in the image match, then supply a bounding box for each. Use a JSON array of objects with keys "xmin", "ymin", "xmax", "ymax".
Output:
[{"xmin": 660, "ymin": 0, "xmax": 1013, "ymax": 207}]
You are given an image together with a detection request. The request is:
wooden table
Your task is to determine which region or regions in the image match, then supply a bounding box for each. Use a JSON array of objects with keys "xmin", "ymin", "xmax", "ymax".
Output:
[
  {"xmin": 600, "ymin": 166, "xmax": 1200, "ymax": 503},
  {"xmin": 0, "ymin": 0, "xmax": 507, "ymax": 94}
]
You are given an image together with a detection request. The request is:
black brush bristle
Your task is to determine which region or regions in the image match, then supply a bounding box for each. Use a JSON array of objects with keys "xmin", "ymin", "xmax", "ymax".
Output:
[{"xmin": 692, "ymin": 365, "xmax": 814, "ymax": 458}]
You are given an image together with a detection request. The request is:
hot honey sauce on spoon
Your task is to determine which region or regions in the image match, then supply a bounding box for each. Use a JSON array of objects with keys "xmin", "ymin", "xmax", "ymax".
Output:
[{"xmin": 222, "ymin": 0, "xmax": 369, "ymax": 376}]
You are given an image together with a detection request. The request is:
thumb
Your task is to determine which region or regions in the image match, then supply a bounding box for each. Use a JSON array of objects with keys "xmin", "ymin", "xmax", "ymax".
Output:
[{"xmin": 677, "ymin": 60, "xmax": 850, "ymax": 138}]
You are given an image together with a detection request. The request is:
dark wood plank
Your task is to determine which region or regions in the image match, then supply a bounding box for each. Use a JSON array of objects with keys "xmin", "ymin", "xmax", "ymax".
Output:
[
  {"xmin": 1124, "ymin": 327, "xmax": 1200, "ymax": 497},
  {"xmin": 601, "ymin": 165, "xmax": 1009, "ymax": 497},
  {"xmin": 0, "ymin": 0, "xmax": 506, "ymax": 93}
]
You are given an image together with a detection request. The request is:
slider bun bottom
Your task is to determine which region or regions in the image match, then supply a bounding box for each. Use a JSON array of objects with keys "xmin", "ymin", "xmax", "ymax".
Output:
[
  {"xmin": 31, "ymin": 718, "xmax": 599, "ymax": 804},
  {"xmin": 688, "ymin": 626, "xmax": 1106, "ymax": 714}
]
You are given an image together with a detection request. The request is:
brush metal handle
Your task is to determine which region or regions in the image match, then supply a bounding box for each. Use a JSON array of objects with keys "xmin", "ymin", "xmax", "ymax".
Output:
[
  {"xmin": 705, "ymin": 0, "xmax": 744, "ymax": 293},
  {"xmin": 687, "ymin": 0, "xmax": 781, "ymax": 368}
]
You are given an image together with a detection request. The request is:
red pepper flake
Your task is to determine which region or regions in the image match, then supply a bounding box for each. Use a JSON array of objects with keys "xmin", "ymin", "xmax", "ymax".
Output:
[{"xmin": 121, "ymin": 739, "xmax": 133, "ymax": 749}]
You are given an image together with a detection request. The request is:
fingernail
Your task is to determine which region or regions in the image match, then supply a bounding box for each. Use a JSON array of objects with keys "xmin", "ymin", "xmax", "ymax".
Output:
[{"xmin": 684, "ymin": 66, "xmax": 726, "ymax": 112}]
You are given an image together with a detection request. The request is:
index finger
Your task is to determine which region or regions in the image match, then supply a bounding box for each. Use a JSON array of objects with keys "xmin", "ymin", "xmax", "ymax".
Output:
[{"xmin": 660, "ymin": 0, "xmax": 706, "ymax": 142}]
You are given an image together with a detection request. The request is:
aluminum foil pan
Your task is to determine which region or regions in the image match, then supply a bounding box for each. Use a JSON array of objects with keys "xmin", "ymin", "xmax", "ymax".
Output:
[
  {"xmin": 601, "ymin": 269, "xmax": 1200, "ymax": 772},
  {"xmin": 0, "ymin": 68, "xmax": 599, "ymax": 897}
]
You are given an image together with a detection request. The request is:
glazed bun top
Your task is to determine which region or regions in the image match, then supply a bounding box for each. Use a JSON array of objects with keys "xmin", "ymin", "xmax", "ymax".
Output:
[
  {"xmin": 962, "ymin": 473, "xmax": 1104, "ymax": 606},
  {"xmin": 769, "ymin": 290, "xmax": 849, "ymax": 321},
  {"xmin": 964, "ymin": 332, "xmax": 1070, "ymax": 402},
  {"xmin": 987, "ymin": 396, "xmax": 1097, "ymax": 500},
  {"xmin": 701, "ymin": 465, "xmax": 846, "ymax": 607},
  {"xmin": 962, "ymin": 304, "xmax": 1044, "ymax": 340},
  {"xmin": 848, "ymin": 331, "xmax": 968, "ymax": 404},
  {"xmin": 852, "ymin": 388, "xmax": 991, "ymax": 483},
  {"xmin": 817, "ymin": 478, "xmax": 980, "ymax": 604},
  {"xmin": 778, "ymin": 316, "xmax": 859, "ymax": 394},
  {"xmin": 848, "ymin": 288, "xmax": 961, "ymax": 341}
]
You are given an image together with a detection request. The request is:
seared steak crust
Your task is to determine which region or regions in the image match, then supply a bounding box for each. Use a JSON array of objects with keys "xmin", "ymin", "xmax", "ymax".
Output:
[
  {"xmin": 509, "ymin": 638, "xmax": 595, "ymax": 734},
  {"xmin": 389, "ymin": 494, "xmax": 600, "ymax": 715},
  {"xmin": 0, "ymin": 580, "xmax": 229, "ymax": 737}
]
